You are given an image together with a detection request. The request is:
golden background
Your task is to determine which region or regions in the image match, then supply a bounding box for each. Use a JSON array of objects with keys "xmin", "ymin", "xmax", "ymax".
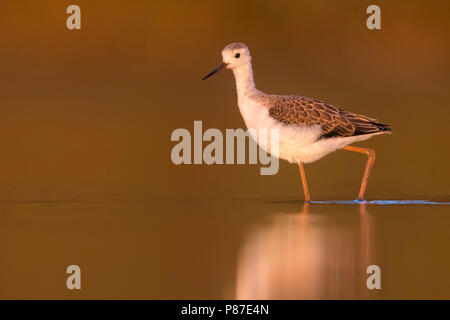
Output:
[{"xmin": 0, "ymin": 0, "xmax": 448, "ymax": 200}]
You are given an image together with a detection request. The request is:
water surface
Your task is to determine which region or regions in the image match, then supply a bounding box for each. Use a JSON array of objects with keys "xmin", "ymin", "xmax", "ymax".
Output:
[{"xmin": 1, "ymin": 198, "xmax": 449, "ymax": 299}]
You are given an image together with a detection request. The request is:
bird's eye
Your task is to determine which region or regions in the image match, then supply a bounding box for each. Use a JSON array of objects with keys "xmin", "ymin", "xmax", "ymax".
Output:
[{"xmin": 235, "ymin": 53, "xmax": 240, "ymax": 58}]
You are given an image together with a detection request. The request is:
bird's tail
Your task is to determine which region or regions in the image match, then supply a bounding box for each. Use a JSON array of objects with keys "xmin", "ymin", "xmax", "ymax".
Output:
[{"xmin": 348, "ymin": 113, "xmax": 392, "ymax": 136}]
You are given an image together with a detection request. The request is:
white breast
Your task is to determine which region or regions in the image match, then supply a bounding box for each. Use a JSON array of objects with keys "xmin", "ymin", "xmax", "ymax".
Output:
[{"xmin": 237, "ymin": 96, "xmax": 321, "ymax": 163}]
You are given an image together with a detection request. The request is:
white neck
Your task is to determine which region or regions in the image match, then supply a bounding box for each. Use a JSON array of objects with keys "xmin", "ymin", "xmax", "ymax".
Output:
[{"xmin": 232, "ymin": 62, "xmax": 258, "ymax": 98}]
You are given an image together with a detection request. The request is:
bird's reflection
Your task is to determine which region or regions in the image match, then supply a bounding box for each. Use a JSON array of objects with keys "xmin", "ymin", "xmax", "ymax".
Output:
[{"xmin": 235, "ymin": 203, "xmax": 375, "ymax": 299}]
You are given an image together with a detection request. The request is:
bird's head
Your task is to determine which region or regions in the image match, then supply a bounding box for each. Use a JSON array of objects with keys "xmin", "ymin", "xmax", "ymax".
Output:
[{"xmin": 202, "ymin": 42, "xmax": 251, "ymax": 80}]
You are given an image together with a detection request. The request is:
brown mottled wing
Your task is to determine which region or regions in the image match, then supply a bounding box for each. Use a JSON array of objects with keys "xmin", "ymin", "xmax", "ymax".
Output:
[{"xmin": 268, "ymin": 95, "xmax": 391, "ymax": 138}]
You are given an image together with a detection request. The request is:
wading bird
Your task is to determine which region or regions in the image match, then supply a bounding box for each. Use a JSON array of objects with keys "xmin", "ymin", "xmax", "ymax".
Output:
[{"xmin": 202, "ymin": 42, "xmax": 391, "ymax": 202}]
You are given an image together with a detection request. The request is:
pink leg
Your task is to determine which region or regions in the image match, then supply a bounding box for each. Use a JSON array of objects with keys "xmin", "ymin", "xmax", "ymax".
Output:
[
  {"xmin": 343, "ymin": 146, "xmax": 376, "ymax": 201},
  {"xmin": 298, "ymin": 162, "xmax": 311, "ymax": 202}
]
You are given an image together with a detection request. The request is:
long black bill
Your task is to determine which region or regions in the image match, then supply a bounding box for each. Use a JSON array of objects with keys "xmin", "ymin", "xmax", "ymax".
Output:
[{"xmin": 202, "ymin": 62, "xmax": 227, "ymax": 80}]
